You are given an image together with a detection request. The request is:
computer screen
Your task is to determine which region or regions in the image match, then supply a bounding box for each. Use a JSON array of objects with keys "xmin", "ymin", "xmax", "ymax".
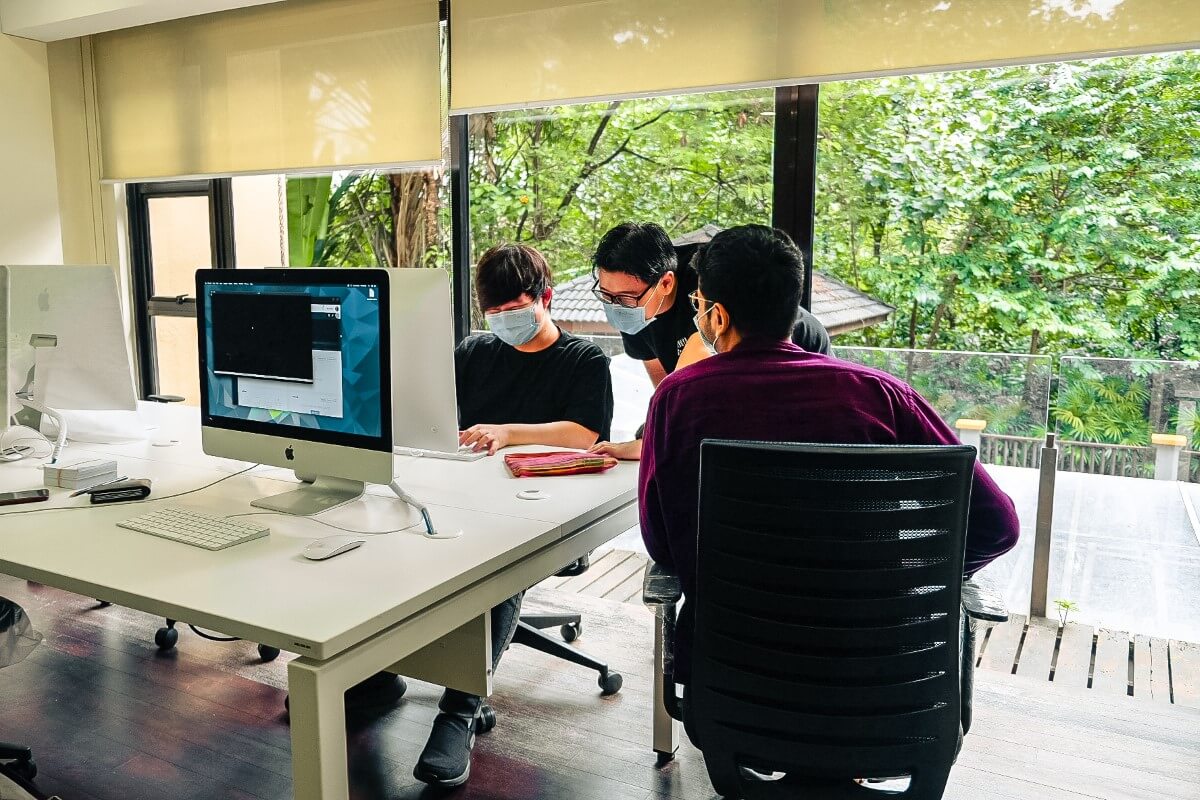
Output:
[{"xmin": 196, "ymin": 269, "xmax": 391, "ymax": 451}]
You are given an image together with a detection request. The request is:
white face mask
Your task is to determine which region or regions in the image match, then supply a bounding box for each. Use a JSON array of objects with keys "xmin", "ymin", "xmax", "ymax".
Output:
[
  {"xmin": 486, "ymin": 305, "xmax": 540, "ymax": 346},
  {"xmin": 694, "ymin": 303, "xmax": 719, "ymax": 355}
]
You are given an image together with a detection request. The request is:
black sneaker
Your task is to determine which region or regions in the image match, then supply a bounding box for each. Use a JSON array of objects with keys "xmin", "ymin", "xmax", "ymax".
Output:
[
  {"xmin": 413, "ymin": 692, "xmax": 481, "ymax": 788},
  {"xmin": 345, "ymin": 672, "xmax": 407, "ymax": 712}
]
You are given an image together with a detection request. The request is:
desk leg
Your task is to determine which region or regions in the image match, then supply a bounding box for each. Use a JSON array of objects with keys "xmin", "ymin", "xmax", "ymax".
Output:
[
  {"xmin": 653, "ymin": 604, "xmax": 679, "ymax": 764},
  {"xmin": 288, "ymin": 658, "xmax": 349, "ymax": 800}
]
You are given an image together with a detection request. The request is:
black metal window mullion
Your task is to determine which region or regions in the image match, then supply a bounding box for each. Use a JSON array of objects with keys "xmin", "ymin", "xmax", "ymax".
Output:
[
  {"xmin": 127, "ymin": 179, "xmax": 235, "ymax": 398},
  {"xmin": 449, "ymin": 114, "xmax": 473, "ymax": 344},
  {"xmin": 772, "ymin": 84, "xmax": 819, "ymax": 312}
]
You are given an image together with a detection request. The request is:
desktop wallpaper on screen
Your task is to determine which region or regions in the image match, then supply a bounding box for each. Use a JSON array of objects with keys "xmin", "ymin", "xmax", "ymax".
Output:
[{"xmin": 201, "ymin": 282, "xmax": 384, "ymax": 438}]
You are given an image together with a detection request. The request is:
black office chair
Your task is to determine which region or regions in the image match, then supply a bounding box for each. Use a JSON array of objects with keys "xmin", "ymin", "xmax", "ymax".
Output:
[
  {"xmin": 0, "ymin": 598, "xmax": 43, "ymax": 781},
  {"xmin": 644, "ymin": 441, "xmax": 1007, "ymax": 800},
  {"xmin": 513, "ymin": 555, "xmax": 622, "ymax": 694},
  {"xmin": 476, "ymin": 556, "xmax": 623, "ymax": 732}
]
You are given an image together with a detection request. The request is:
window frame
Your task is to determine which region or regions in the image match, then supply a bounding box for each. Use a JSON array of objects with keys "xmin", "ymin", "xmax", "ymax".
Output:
[{"xmin": 127, "ymin": 179, "xmax": 236, "ymax": 397}]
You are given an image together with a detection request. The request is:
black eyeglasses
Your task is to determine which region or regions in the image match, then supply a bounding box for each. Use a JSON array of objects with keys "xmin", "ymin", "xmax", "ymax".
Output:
[{"xmin": 590, "ymin": 274, "xmax": 661, "ymax": 309}]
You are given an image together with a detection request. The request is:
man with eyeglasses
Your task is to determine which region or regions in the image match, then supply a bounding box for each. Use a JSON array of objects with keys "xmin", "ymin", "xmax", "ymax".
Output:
[
  {"xmin": 639, "ymin": 224, "xmax": 1019, "ymax": 686},
  {"xmin": 588, "ymin": 222, "xmax": 829, "ymax": 460}
]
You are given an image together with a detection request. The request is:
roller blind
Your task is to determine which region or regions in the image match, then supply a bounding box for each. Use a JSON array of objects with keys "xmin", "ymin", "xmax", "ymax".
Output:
[
  {"xmin": 450, "ymin": 0, "xmax": 1200, "ymax": 113},
  {"xmin": 94, "ymin": 0, "xmax": 441, "ymax": 181}
]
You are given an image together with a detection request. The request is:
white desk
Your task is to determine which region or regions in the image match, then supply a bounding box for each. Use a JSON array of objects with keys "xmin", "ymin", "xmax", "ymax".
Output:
[{"xmin": 0, "ymin": 407, "xmax": 639, "ymax": 799}]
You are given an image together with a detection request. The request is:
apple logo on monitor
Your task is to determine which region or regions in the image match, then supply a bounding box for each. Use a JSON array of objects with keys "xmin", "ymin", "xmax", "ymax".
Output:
[{"xmin": 285, "ymin": 446, "xmax": 295, "ymax": 461}]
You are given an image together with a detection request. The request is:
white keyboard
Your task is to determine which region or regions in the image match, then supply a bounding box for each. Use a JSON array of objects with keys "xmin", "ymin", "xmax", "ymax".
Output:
[
  {"xmin": 394, "ymin": 445, "xmax": 488, "ymax": 462},
  {"xmin": 117, "ymin": 507, "xmax": 270, "ymax": 551}
]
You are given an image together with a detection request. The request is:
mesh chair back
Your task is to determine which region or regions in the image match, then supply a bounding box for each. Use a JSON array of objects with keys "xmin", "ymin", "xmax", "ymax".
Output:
[{"xmin": 687, "ymin": 442, "xmax": 975, "ymax": 795}]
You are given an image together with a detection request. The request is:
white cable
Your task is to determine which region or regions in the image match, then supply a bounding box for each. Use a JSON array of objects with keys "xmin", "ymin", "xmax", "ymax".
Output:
[
  {"xmin": 0, "ymin": 425, "xmax": 53, "ymax": 462},
  {"xmin": 0, "ymin": 463, "xmax": 261, "ymax": 517},
  {"xmin": 16, "ymin": 398, "xmax": 68, "ymax": 463}
]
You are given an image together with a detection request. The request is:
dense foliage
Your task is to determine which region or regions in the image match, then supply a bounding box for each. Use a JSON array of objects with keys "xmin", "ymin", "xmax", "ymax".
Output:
[{"xmin": 818, "ymin": 54, "xmax": 1200, "ymax": 362}]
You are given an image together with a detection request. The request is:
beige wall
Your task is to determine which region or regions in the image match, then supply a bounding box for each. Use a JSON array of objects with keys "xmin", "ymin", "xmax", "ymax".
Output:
[{"xmin": 0, "ymin": 33, "xmax": 64, "ymax": 265}]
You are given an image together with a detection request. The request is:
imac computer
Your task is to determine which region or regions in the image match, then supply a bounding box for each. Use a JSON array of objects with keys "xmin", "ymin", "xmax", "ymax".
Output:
[
  {"xmin": 196, "ymin": 269, "xmax": 419, "ymax": 519},
  {"xmin": 387, "ymin": 267, "xmax": 462, "ymax": 454},
  {"xmin": 1, "ymin": 265, "xmax": 140, "ymax": 447}
]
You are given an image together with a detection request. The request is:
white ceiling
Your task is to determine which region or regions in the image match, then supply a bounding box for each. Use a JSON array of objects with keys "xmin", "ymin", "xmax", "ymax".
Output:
[{"xmin": 0, "ymin": 0, "xmax": 285, "ymax": 42}]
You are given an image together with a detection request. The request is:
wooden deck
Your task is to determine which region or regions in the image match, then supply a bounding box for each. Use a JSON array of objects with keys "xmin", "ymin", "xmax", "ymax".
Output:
[
  {"xmin": 2, "ymin": 573, "xmax": 1200, "ymax": 800},
  {"xmin": 552, "ymin": 548, "xmax": 1200, "ymax": 707}
]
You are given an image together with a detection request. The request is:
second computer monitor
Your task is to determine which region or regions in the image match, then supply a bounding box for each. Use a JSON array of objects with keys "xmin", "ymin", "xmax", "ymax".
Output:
[
  {"xmin": 388, "ymin": 268, "xmax": 460, "ymax": 453},
  {"xmin": 1, "ymin": 265, "xmax": 138, "ymax": 424},
  {"xmin": 196, "ymin": 268, "xmax": 393, "ymax": 514}
]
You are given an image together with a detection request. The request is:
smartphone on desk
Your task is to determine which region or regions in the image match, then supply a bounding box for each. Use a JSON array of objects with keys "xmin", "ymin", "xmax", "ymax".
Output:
[{"xmin": 0, "ymin": 489, "xmax": 50, "ymax": 507}]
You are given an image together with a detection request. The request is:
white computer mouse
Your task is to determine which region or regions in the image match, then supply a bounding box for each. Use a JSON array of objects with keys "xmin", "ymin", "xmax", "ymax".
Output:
[{"xmin": 302, "ymin": 535, "xmax": 366, "ymax": 561}]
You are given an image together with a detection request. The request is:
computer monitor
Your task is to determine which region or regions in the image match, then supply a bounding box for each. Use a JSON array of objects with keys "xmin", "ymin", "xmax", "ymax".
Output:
[
  {"xmin": 1, "ymin": 265, "xmax": 139, "ymax": 436},
  {"xmin": 196, "ymin": 268, "xmax": 394, "ymax": 516},
  {"xmin": 388, "ymin": 268, "xmax": 459, "ymax": 452}
]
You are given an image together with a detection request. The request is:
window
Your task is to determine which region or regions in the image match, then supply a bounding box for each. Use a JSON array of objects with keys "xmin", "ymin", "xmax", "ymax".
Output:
[
  {"xmin": 128, "ymin": 171, "xmax": 448, "ymax": 403},
  {"xmin": 465, "ymin": 89, "xmax": 776, "ymax": 437},
  {"xmin": 814, "ymin": 52, "xmax": 1200, "ymax": 362},
  {"xmin": 127, "ymin": 180, "xmax": 234, "ymax": 402}
]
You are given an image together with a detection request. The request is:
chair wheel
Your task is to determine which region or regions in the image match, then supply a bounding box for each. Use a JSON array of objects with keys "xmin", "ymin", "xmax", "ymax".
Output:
[
  {"xmin": 96, "ymin": 600, "xmax": 112, "ymax": 608},
  {"xmin": 258, "ymin": 644, "xmax": 281, "ymax": 662},
  {"xmin": 477, "ymin": 705, "xmax": 497, "ymax": 733},
  {"xmin": 12, "ymin": 758, "xmax": 36, "ymax": 780},
  {"xmin": 155, "ymin": 626, "xmax": 178, "ymax": 651},
  {"xmin": 599, "ymin": 671, "xmax": 623, "ymax": 695},
  {"xmin": 560, "ymin": 622, "xmax": 582, "ymax": 642}
]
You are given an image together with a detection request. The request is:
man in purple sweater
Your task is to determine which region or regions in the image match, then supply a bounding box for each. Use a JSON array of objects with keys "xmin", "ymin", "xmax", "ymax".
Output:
[{"xmin": 639, "ymin": 225, "xmax": 1020, "ymax": 680}]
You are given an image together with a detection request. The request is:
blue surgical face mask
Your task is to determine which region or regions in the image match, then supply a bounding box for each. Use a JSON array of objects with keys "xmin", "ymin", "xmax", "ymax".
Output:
[
  {"xmin": 486, "ymin": 305, "xmax": 540, "ymax": 346},
  {"xmin": 603, "ymin": 302, "xmax": 653, "ymax": 336},
  {"xmin": 602, "ymin": 282, "xmax": 667, "ymax": 336}
]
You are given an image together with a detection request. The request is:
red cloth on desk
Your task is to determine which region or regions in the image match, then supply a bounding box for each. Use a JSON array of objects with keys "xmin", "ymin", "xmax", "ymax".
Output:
[{"xmin": 504, "ymin": 451, "xmax": 619, "ymax": 478}]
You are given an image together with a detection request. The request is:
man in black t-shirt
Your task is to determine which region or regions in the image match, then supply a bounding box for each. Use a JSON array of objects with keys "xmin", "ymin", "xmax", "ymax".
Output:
[
  {"xmin": 412, "ymin": 243, "xmax": 613, "ymax": 788},
  {"xmin": 588, "ymin": 222, "xmax": 829, "ymax": 460}
]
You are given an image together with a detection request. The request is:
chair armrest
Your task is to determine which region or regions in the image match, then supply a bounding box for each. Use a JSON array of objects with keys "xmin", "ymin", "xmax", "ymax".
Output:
[
  {"xmin": 962, "ymin": 575, "xmax": 1009, "ymax": 623},
  {"xmin": 643, "ymin": 562, "xmax": 683, "ymax": 607}
]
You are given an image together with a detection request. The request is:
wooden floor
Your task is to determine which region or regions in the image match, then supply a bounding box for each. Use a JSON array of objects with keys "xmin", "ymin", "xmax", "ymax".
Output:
[
  {"xmin": 2, "ymin": 573, "xmax": 1199, "ymax": 800},
  {"xmin": 562, "ymin": 549, "xmax": 1200, "ymax": 706}
]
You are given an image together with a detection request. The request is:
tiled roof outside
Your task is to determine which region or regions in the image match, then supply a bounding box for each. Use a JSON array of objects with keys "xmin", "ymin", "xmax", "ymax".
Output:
[
  {"xmin": 553, "ymin": 224, "xmax": 892, "ymax": 336},
  {"xmin": 553, "ymin": 271, "xmax": 893, "ymax": 336}
]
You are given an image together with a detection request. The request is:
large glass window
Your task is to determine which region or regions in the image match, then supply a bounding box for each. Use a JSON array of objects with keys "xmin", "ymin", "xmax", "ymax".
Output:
[
  {"xmin": 815, "ymin": 52, "xmax": 1200, "ymax": 362},
  {"xmin": 819, "ymin": 53, "xmax": 1200, "ymax": 640},
  {"xmin": 467, "ymin": 89, "xmax": 776, "ymax": 436},
  {"xmin": 468, "ymin": 88, "xmax": 775, "ymax": 313}
]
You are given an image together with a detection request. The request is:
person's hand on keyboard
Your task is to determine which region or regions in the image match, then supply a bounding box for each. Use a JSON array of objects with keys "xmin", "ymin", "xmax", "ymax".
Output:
[{"xmin": 459, "ymin": 424, "xmax": 510, "ymax": 455}]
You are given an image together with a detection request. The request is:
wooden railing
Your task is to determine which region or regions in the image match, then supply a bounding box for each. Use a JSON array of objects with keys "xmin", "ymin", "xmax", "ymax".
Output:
[
  {"xmin": 980, "ymin": 434, "xmax": 1156, "ymax": 479},
  {"xmin": 979, "ymin": 434, "xmax": 1041, "ymax": 469},
  {"xmin": 1059, "ymin": 441, "xmax": 1154, "ymax": 479}
]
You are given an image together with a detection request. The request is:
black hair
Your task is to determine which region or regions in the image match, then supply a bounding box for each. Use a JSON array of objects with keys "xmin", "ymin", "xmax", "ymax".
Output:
[
  {"xmin": 693, "ymin": 225, "xmax": 805, "ymax": 341},
  {"xmin": 592, "ymin": 222, "xmax": 677, "ymax": 283},
  {"xmin": 475, "ymin": 243, "xmax": 552, "ymax": 312}
]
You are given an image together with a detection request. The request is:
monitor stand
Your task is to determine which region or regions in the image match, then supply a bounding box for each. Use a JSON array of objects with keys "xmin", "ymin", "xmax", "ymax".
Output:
[
  {"xmin": 251, "ymin": 475, "xmax": 364, "ymax": 517},
  {"xmin": 250, "ymin": 474, "xmax": 463, "ymax": 539}
]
